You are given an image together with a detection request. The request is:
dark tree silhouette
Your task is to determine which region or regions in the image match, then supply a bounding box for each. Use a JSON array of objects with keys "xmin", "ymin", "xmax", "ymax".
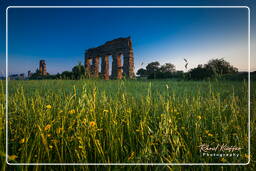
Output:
[
  {"xmin": 160, "ymin": 63, "xmax": 176, "ymax": 73},
  {"xmin": 205, "ymin": 58, "xmax": 238, "ymax": 76},
  {"xmin": 72, "ymin": 62, "xmax": 85, "ymax": 79},
  {"xmin": 136, "ymin": 68, "xmax": 148, "ymax": 77}
]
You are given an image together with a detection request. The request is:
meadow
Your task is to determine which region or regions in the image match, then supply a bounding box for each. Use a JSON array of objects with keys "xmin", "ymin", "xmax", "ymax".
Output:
[{"xmin": 0, "ymin": 79, "xmax": 255, "ymax": 170}]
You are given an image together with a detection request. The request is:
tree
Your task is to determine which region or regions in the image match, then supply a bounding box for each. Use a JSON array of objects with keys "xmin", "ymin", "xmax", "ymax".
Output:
[
  {"xmin": 72, "ymin": 62, "xmax": 85, "ymax": 79},
  {"xmin": 205, "ymin": 58, "xmax": 238, "ymax": 76},
  {"xmin": 159, "ymin": 63, "xmax": 176, "ymax": 73},
  {"xmin": 188, "ymin": 64, "xmax": 214, "ymax": 80},
  {"xmin": 136, "ymin": 68, "xmax": 148, "ymax": 77},
  {"xmin": 146, "ymin": 61, "xmax": 160, "ymax": 74},
  {"xmin": 61, "ymin": 71, "xmax": 73, "ymax": 79},
  {"xmin": 146, "ymin": 61, "xmax": 160, "ymax": 79}
]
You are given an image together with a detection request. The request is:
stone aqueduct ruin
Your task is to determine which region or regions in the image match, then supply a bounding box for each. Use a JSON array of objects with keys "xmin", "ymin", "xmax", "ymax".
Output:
[{"xmin": 84, "ymin": 37, "xmax": 135, "ymax": 80}]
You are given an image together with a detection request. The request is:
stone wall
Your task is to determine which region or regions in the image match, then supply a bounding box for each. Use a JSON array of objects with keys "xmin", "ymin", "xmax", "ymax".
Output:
[
  {"xmin": 84, "ymin": 37, "xmax": 135, "ymax": 80},
  {"xmin": 39, "ymin": 60, "xmax": 47, "ymax": 76}
]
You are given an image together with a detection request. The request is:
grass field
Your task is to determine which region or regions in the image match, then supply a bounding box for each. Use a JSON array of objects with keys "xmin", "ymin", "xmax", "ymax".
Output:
[{"xmin": 0, "ymin": 79, "xmax": 255, "ymax": 170}]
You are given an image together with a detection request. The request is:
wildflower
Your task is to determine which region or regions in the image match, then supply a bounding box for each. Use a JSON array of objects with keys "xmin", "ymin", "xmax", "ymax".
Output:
[
  {"xmin": 89, "ymin": 121, "xmax": 96, "ymax": 127},
  {"xmin": 103, "ymin": 109, "xmax": 109, "ymax": 113},
  {"xmin": 46, "ymin": 105, "xmax": 52, "ymax": 109},
  {"xmin": 19, "ymin": 138, "xmax": 25, "ymax": 144},
  {"xmin": 68, "ymin": 109, "xmax": 76, "ymax": 114},
  {"xmin": 49, "ymin": 145, "xmax": 53, "ymax": 149},
  {"xmin": 220, "ymin": 158, "xmax": 227, "ymax": 162},
  {"xmin": 47, "ymin": 134, "xmax": 51, "ymax": 137},
  {"xmin": 56, "ymin": 128, "xmax": 63, "ymax": 134},
  {"xmin": 208, "ymin": 133, "xmax": 213, "ymax": 137},
  {"xmin": 79, "ymin": 145, "xmax": 83, "ymax": 149},
  {"xmin": 197, "ymin": 115, "xmax": 202, "ymax": 120},
  {"xmin": 9, "ymin": 155, "xmax": 17, "ymax": 160},
  {"xmin": 44, "ymin": 124, "xmax": 51, "ymax": 131}
]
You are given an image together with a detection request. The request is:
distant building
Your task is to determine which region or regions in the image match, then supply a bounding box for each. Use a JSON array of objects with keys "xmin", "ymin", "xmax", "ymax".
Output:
[
  {"xmin": 28, "ymin": 70, "xmax": 32, "ymax": 77},
  {"xmin": 39, "ymin": 60, "xmax": 47, "ymax": 76}
]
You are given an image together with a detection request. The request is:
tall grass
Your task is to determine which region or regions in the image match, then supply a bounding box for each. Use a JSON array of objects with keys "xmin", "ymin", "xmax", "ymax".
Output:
[{"xmin": 0, "ymin": 79, "xmax": 255, "ymax": 170}]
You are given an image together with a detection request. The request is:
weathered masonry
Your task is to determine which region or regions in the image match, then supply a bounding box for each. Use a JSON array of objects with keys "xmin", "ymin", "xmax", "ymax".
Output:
[
  {"xmin": 39, "ymin": 60, "xmax": 47, "ymax": 76},
  {"xmin": 84, "ymin": 37, "xmax": 135, "ymax": 80}
]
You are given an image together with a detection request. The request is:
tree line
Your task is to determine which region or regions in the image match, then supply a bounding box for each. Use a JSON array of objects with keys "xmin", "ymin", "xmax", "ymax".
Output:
[
  {"xmin": 137, "ymin": 58, "xmax": 239, "ymax": 80},
  {"xmin": 29, "ymin": 58, "xmax": 254, "ymax": 81}
]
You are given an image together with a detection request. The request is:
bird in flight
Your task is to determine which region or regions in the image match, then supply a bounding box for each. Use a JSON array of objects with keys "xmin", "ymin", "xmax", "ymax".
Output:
[{"xmin": 184, "ymin": 58, "xmax": 188, "ymax": 69}]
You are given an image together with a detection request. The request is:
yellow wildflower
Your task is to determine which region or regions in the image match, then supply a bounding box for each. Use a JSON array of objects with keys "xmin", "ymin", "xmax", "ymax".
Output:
[
  {"xmin": 46, "ymin": 105, "xmax": 52, "ymax": 109},
  {"xmin": 49, "ymin": 145, "xmax": 53, "ymax": 149},
  {"xmin": 208, "ymin": 133, "xmax": 213, "ymax": 137},
  {"xmin": 47, "ymin": 134, "xmax": 51, "ymax": 137},
  {"xmin": 44, "ymin": 124, "xmax": 51, "ymax": 131},
  {"xmin": 221, "ymin": 158, "xmax": 227, "ymax": 162},
  {"xmin": 89, "ymin": 121, "xmax": 96, "ymax": 127},
  {"xmin": 56, "ymin": 127, "xmax": 64, "ymax": 134},
  {"xmin": 9, "ymin": 155, "xmax": 18, "ymax": 160},
  {"xmin": 197, "ymin": 116, "xmax": 202, "ymax": 120},
  {"xmin": 79, "ymin": 145, "xmax": 83, "ymax": 149},
  {"xmin": 19, "ymin": 138, "xmax": 25, "ymax": 144},
  {"xmin": 68, "ymin": 109, "xmax": 76, "ymax": 114},
  {"xmin": 103, "ymin": 109, "xmax": 109, "ymax": 113}
]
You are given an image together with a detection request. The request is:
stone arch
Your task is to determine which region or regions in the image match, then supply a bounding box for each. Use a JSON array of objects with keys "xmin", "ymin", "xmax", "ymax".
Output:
[{"xmin": 85, "ymin": 37, "xmax": 135, "ymax": 80}]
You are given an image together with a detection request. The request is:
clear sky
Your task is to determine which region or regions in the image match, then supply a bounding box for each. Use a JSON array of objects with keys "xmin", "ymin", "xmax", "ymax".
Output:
[{"xmin": 0, "ymin": 0, "xmax": 255, "ymax": 76}]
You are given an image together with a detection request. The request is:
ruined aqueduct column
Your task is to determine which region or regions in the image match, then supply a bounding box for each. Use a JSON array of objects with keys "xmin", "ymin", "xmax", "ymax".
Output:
[
  {"xmin": 84, "ymin": 37, "xmax": 135, "ymax": 80},
  {"xmin": 92, "ymin": 56, "xmax": 100, "ymax": 78},
  {"xmin": 85, "ymin": 58, "xmax": 91, "ymax": 77},
  {"xmin": 123, "ymin": 48, "xmax": 135, "ymax": 78},
  {"xmin": 101, "ymin": 55, "xmax": 109, "ymax": 80},
  {"xmin": 111, "ymin": 53, "xmax": 122, "ymax": 79}
]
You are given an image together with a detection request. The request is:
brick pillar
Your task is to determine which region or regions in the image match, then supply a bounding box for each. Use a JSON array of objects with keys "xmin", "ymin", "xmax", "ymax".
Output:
[
  {"xmin": 101, "ymin": 55, "xmax": 109, "ymax": 80},
  {"xmin": 123, "ymin": 49, "xmax": 135, "ymax": 78},
  {"xmin": 92, "ymin": 56, "xmax": 99, "ymax": 78},
  {"xmin": 112, "ymin": 53, "xmax": 122, "ymax": 79},
  {"xmin": 85, "ymin": 58, "xmax": 91, "ymax": 77}
]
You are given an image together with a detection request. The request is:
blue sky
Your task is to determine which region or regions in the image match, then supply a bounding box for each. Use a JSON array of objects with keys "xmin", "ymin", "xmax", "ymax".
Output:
[{"xmin": 0, "ymin": 0, "xmax": 255, "ymax": 76}]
